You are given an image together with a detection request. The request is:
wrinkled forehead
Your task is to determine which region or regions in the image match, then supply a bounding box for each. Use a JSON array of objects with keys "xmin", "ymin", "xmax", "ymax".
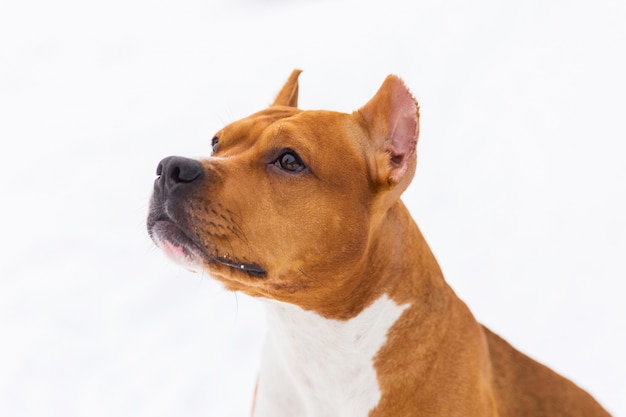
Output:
[{"xmin": 220, "ymin": 106, "xmax": 303, "ymax": 139}]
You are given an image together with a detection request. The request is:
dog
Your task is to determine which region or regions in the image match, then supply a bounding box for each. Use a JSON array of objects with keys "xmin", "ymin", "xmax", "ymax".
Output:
[{"xmin": 147, "ymin": 70, "xmax": 611, "ymax": 416}]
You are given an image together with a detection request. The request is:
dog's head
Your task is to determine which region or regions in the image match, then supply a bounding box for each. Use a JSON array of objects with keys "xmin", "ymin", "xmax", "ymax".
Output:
[{"xmin": 147, "ymin": 70, "xmax": 419, "ymax": 316}]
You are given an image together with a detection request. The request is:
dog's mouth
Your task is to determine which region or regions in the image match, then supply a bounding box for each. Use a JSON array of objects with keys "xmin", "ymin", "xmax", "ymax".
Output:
[
  {"xmin": 211, "ymin": 255, "xmax": 267, "ymax": 278},
  {"xmin": 148, "ymin": 217, "xmax": 267, "ymax": 278},
  {"xmin": 148, "ymin": 218, "xmax": 204, "ymax": 271}
]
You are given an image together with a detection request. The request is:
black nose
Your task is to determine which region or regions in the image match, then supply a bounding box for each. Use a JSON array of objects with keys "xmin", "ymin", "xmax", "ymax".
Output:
[{"xmin": 155, "ymin": 156, "xmax": 204, "ymax": 194}]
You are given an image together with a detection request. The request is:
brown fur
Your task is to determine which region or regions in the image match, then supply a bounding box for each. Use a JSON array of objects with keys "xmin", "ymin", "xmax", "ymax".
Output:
[{"xmin": 149, "ymin": 70, "xmax": 611, "ymax": 416}]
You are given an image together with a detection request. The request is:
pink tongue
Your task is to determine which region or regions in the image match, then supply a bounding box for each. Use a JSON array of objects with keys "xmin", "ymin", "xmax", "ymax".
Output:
[{"xmin": 161, "ymin": 240, "xmax": 187, "ymax": 262}]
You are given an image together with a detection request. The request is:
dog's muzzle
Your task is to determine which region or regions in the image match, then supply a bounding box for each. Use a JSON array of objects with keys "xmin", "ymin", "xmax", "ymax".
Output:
[{"xmin": 147, "ymin": 156, "xmax": 268, "ymax": 278}]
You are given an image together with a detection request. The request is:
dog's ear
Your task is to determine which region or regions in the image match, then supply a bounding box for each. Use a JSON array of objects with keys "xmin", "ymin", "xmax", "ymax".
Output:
[
  {"xmin": 358, "ymin": 75, "xmax": 420, "ymax": 186},
  {"xmin": 272, "ymin": 69, "xmax": 302, "ymax": 108}
]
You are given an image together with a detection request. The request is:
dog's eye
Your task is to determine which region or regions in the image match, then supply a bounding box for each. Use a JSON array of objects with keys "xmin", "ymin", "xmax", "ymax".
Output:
[
  {"xmin": 275, "ymin": 151, "xmax": 306, "ymax": 173},
  {"xmin": 211, "ymin": 136, "xmax": 219, "ymax": 154}
]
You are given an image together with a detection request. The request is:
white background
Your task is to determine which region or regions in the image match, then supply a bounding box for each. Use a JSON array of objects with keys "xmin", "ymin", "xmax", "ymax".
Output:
[{"xmin": 1, "ymin": 0, "xmax": 625, "ymax": 415}]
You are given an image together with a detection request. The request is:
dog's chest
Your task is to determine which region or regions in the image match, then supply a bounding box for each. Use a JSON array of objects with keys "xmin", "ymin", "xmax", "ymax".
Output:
[{"xmin": 254, "ymin": 295, "xmax": 408, "ymax": 417}]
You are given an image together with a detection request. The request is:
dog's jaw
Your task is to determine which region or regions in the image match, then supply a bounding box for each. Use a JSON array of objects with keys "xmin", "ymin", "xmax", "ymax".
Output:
[{"xmin": 149, "ymin": 217, "xmax": 268, "ymax": 278}]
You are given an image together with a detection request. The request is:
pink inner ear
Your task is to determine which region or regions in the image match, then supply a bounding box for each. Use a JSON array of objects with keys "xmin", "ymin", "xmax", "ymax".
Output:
[
  {"xmin": 358, "ymin": 74, "xmax": 420, "ymax": 184},
  {"xmin": 385, "ymin": 80, "xmax": 419, "ymax": 171}
]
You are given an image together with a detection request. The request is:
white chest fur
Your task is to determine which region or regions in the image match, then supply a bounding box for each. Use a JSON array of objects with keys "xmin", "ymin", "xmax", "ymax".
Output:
[{"xmin": 253, "ymin": 294, "xmax": 409, "ymax": 417}]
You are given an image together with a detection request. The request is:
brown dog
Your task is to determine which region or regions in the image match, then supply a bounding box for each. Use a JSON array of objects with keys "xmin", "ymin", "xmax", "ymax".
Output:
[{"xmin": 147, "ymin": 70, "xmax": 611, "ymax": 416}]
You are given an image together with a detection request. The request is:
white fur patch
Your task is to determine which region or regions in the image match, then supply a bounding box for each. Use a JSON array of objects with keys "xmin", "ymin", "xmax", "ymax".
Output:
[{"xmin": 253, "ymin": 294, "xmax": 409, "ymax": 417}]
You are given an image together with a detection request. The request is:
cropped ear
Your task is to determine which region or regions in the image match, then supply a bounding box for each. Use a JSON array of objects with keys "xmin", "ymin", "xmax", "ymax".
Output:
[
  {"xmin": 272, "ymin": 69, "xmax": 302, "ymax": 107},
  {"xmin": 358, "ymin": 75, "xmax": 420, "ymax": 186}
]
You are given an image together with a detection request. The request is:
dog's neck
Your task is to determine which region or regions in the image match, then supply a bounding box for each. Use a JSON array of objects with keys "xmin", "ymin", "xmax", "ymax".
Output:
[
  {"xmin": 303, "ymin": 200, "xmax": 450, "ymax": 320},
  {"xmin": 253, "ymin": 201, "xmax": 455, "ymax": 416},
  {"xmin": 367, "ymin": 201, "xmax": 450, "ymax": 308}
]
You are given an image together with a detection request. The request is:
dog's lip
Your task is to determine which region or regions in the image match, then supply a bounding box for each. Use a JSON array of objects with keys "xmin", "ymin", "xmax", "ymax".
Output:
[
  {"xmin": 149, "ymin": 217, "xmax": 267, "ymax": 278},
  {"xmin": 212, "ymin": 256, "xmax": 267, "ymax": 278},
  {"xmin": 149, "ymin": 218, "xmax": 204, "ymax": 267}
]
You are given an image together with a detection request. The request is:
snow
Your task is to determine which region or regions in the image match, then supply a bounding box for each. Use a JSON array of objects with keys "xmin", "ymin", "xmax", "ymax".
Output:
[{"xmin": 1, "ymin": 0, "xmax": 625, "ymax": 415}]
